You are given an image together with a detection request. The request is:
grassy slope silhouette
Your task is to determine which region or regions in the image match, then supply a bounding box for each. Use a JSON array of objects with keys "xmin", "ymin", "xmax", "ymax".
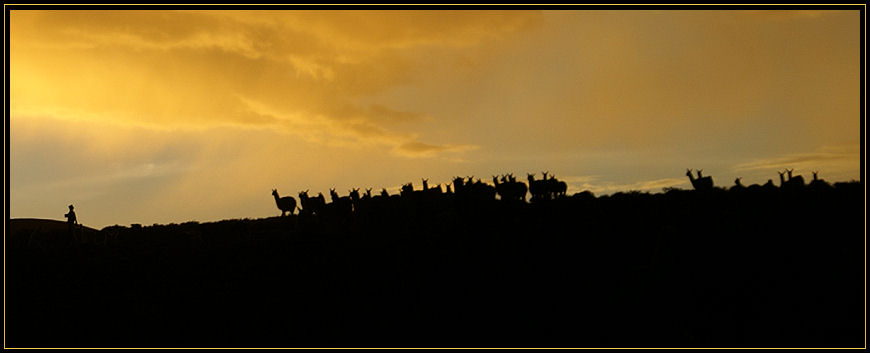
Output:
[
  {"xmin": 5, "ymin": 181, "xmax": 864, "ymax": 348},
  {"xmin": 9, "ymin": 218, "xmax": 98, "ymax": 233}
]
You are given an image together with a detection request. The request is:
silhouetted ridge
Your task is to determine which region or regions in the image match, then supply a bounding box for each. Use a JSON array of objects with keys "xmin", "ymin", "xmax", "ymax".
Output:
[{"xmin": 6, "ymin": 172, "xmax": 862, "ymax": 348}]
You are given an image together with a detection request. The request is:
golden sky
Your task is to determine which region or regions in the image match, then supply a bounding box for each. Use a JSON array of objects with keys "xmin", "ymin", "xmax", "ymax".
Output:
[{"xmin": 9, "ymin": 9, "xmax": 861, "ymax": 227}]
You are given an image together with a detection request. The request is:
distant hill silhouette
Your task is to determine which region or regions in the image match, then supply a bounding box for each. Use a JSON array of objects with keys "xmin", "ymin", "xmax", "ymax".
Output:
[
  {"xmin": 9, "ymin": 218, "xmax": 97, "ymax": 236},
  {"xmin": 8, "ymin": 218, "xmax": 103, "ymax": 249},
  {"xmin": 9, "ymin": 218, "xmax": 99, "ymax": 233}
]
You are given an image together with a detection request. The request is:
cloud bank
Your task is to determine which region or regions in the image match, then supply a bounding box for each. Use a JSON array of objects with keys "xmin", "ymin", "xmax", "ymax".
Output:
[{"xmin": 11, "ymin": 10, "xmax": 540, "ymax": 158}]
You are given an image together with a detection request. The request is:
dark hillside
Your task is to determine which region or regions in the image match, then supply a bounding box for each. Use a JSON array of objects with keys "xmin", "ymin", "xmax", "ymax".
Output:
[
  {"xmin": 8, "ymin": 218, "xmax": 100, "ymax": 249},
  {"xmin": 5, "ymin": 182, "xmax": 864, "ymax": 348}
]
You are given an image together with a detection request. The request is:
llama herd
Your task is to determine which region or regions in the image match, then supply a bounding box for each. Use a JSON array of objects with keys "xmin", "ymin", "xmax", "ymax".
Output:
[
  {"xmin": 274, "ymin": 168, "xmax": 838, "ymax": 217},
  {"xmin": 272, "ymin": 172, "xmax": 571, "ymax": 217},
  {"xmin": 686, "ymin": 168, "xmax": 833, "ymax": 192}
]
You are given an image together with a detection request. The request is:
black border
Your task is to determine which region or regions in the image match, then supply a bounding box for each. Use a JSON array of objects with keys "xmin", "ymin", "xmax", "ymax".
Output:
[{"xmin": 3, "ymin": 4, "xmax": 866, "ymax": 349}]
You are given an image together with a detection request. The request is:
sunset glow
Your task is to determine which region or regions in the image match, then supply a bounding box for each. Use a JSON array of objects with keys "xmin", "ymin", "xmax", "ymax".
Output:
[{"xmin": 9, "ymin": 9, "xmax": 861, "ymax": 228}]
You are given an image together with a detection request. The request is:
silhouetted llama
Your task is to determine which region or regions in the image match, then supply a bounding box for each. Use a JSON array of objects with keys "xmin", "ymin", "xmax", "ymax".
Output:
[
  {"xmin": 734, "ymin": 177, "xmax": 766, "ymax": 192},
  {"xmin": 527, "ymin": 173, "xmax": 547, "ymax": 201},
  {"xmin": 808, "ymin": 170, "xmax": 832, "ymax": 190},
  {"xmin": 349, "ymin": 188, "xmax": 361, "ymax": 207},
  {"xmin": 298, "ymin": 190, "xmax": 326, "ymax": 216},
  {"xmin": 452, "ymin": 176, "xmax": 496, "ymax": 204},
  {"xmin": 546, "ymin": 173, "xmax": 568, "ymax": 199},
  {"xmin": 686, "ymin": 169, "xmax": 714, "ymax": 191},
  {"xmin": 494, "ymin": 174, "xmax": 528, "ymax": 201},
  {"xmin": 730, "ymin": 177, "xmax": 745, "ymax": 192},
  {"xmin": 329, "ymin": 188, "xmax": 353, "ymax": 219},
  {"xmin": 272, "ymin": 189, "xmax": 297, "ymax": 216},
  {"xmin": 422, "ymin": 178, "xmax": 443, "ymax": 197},
  {"xmin": 785, "ymin": 168, "xmax": 805, "ymax": 188},
  {"xmin": 530, "ymin": 171, "xmax": 567, "ymax": 200}
]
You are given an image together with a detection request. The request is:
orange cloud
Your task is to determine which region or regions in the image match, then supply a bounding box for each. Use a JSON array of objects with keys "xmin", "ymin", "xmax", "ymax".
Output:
[
  {"xmin": 732, "ymin": 145, "xmax": 860, "ymax": 183},
  {"xmin": 11, "ymin": 10, "xmax": 541, "ymax": 159},
  {"xmin": 393, "ymin": 141, "xmax": 480, "ymax": 158}
]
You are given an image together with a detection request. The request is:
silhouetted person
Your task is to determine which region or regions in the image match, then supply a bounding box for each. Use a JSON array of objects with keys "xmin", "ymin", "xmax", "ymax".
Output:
[{"xmin": 64, "ymin": 204, "xmax": 78, "ymax": 236}]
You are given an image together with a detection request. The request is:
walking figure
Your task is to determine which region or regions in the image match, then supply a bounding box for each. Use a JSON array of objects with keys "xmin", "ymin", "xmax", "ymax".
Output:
[{"xmin": 65, "ymin": 204, "xmax": 78, "ymax": 238}]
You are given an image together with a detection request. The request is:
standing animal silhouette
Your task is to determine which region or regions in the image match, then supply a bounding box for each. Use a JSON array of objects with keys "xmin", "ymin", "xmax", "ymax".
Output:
[
  {"xmin": 298, "ymin": 190, "xmax": 326, "ymax": 216},
  {"xmin": 527, "ymin": 173, "xmax": 546, "ymax": 201},
  {"xmin": 785, "ymin": 168, "xmax": 806, "ymax": 187},
  {"xmin": 808, "ymin": 170, "xmax": 832, "ymax": 190},
  {"xmin": 272, "ymin": 189, "xmax": 297, "ymax": 216},
  {"xmin": 686, "ymin": 169, "xmax": 714, "ymax": 191},
  {"xmin": 547, "ymin": 173, "xmax": 568, "ymax": 198}
]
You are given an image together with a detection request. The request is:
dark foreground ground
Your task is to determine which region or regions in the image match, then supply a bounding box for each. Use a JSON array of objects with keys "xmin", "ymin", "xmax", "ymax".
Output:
[{"xmin": 6, "ymin": 183, "xmax": 865, "ymax": 348}]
